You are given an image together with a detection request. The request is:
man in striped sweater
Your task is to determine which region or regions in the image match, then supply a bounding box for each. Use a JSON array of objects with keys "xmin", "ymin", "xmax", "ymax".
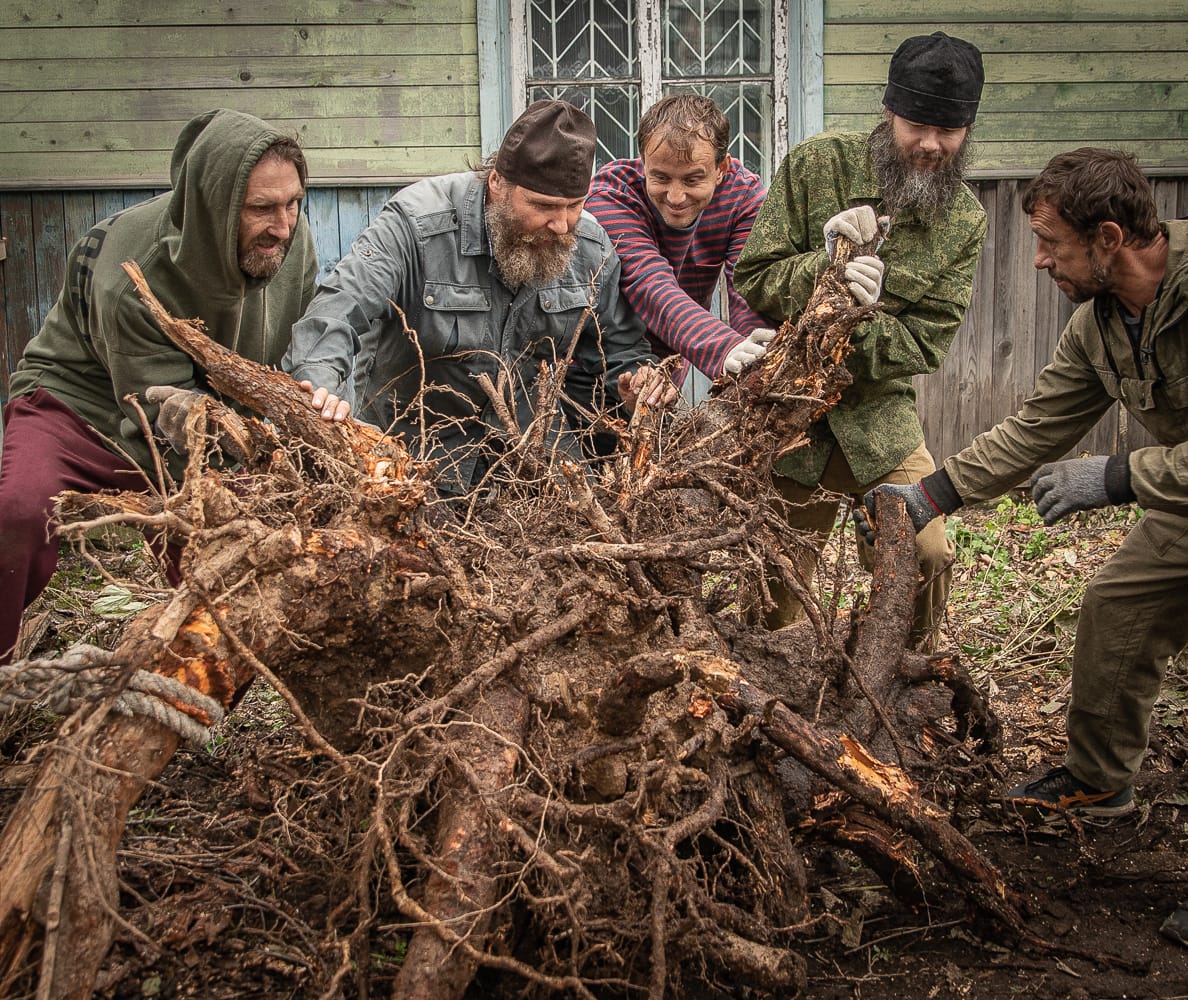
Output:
[{"xmin": 586, "ymin": 95, "xmax": 773, "ymax": 385}]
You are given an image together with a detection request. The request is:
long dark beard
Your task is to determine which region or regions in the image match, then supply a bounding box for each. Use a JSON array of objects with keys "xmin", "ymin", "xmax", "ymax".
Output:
[
  {"xmin": 868, "ymin": 119, "xmax": 971, "ymax": 221},
  {"xmin": 486, "ymin": 195, "xmax": 577, "ymax": 287}
]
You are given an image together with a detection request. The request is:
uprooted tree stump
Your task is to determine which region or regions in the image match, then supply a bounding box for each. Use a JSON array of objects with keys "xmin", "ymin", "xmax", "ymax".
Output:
[{"xmin": 1, "ymin": 240, "xmax": 1042, "ymax": 999}]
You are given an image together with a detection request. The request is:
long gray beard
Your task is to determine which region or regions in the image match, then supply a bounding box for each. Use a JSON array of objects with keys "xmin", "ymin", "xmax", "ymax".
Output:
[
  {"xmin": 868, "ymin": 120, "xmax": 971, "ymax": 221},
  {"xmin": 486, "ymin": 198, "xmax": 577, "ymax": 287}
]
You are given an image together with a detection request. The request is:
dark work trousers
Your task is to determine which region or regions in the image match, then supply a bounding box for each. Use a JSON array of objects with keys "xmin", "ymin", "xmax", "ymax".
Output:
[
  {"xmin": 1066, "ymin": 509, "xmax": 1188, "ymax": 791},
  {"xmin": 0, "ymin": 388, "xmax": 173, "ymax": 664}
]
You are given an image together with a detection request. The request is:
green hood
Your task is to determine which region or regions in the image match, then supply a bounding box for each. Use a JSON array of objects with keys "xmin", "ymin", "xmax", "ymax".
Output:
[
  {"xmin": 11, "ymin": 108, "xmax": 318, "ymax": 472},
  {"xmin": 165, "ymin": 108, "xmax": 298, "ymax": 299}
]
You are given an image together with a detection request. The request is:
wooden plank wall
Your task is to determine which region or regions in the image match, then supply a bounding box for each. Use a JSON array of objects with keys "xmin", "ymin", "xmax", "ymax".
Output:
[
  {"xmin": 0, "ymin": 0, "xmax": 481, "ymax": 188},
  {"xmin": 0, "ymin": 185, "xmax": 397, "ymax": 395},
  {"xmin": 4, "ymin": 177, "xmax": 1186, "ymax": 460},
  {"xmin": 822, "ymin": 1, "xmax": 1188, "ymax": 173},
  {"xmin": 915, "ymin": 176, "xmax": 1188, "ymax": 462}
]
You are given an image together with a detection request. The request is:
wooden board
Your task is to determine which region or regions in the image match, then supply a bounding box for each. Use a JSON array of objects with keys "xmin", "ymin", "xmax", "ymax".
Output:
[
  {"xmin": 6, "ymin": 24, "xmax": 477, "ymax": 58},
  {"xmin": 4, "ymin": 88, "xmax": 481, "ymax": 123},
  {"xmin": 826, "ymin": 0, "xmax": 1183, "ymax": 22},
  {"xmin": 825, "ymin": 52, "xmax": 1187, "ymax": 86},
  {"xmin": 826, "ymin": 21, "xmax": 1187, "ymax": 51},
  {"xmin": 824, "ymin": 82, "xmax": 1188, "ymax": 115},
  {"xmin": 0, "ymin": 117, "xmax": 481, "ymax": 155},
  {"xmin": 0, "ymin": 148, "xmax": 476, "ymax": 188},
  {"xmin": 0, "ymin": 0, "xmax": 476, "ymax": 26},
  {"xmin": 3, "ymin": 55, "xmax": 481, "ymax": 91}
]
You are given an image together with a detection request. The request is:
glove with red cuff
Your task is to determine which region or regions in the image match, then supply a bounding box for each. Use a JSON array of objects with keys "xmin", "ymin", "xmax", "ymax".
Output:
[{"xmin": 853, "ymin": 469, "xmax": 964, "ymax": 545}]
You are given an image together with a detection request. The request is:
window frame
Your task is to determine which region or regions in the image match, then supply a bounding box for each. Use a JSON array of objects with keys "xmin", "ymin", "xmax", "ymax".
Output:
[{"xmin": 478, "ymin": 0, "xmax": 823, "ymax": 181}]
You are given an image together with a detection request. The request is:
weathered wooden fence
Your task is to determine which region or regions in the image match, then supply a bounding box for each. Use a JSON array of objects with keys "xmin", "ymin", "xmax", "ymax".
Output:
[{"xmin": 2, "ymin": 176, "xmax": 1186, "ymax": 460}]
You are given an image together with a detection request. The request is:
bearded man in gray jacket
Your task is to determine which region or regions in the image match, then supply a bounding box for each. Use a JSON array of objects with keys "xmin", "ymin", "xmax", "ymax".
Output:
[{"xmin": 285, "ymin": 99, "xmax": 669, "ymax": 492}]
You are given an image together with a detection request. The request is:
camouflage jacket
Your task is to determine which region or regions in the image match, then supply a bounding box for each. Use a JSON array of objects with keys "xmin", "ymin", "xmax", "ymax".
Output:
[
  {"xmin": 734, "ymin": 130, "xmax": 987, "ymax": 485},
  {"xmin": 946, "ymin": 220, "xmax": 1188, "ymax": 517}
]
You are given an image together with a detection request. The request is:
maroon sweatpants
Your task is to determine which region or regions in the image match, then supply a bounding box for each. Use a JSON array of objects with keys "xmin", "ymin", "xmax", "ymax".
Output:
[{"xmin": 0, "ymin": 388, "xmax": 159, "ymax": 663}]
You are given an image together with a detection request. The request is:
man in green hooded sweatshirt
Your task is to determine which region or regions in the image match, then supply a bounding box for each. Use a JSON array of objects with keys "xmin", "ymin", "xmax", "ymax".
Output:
[{"xmin": 0, "ymin": 109, "xmax": 317, "ymax": 663}]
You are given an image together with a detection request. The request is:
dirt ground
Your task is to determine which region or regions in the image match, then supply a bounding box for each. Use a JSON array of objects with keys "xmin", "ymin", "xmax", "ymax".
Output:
[{"xmin": 3, "ymin": 500, "xmax": 1187, "ymax": 999}]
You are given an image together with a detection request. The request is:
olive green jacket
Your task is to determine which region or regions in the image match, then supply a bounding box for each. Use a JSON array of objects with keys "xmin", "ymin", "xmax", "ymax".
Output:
[
  {"xmin": 11, "ymin": 109, "xmax": 317, "ymax": 473},
  {"xmin": 735, "ymin": 130, "xmax": 987, "ymax": 485},
  {"xmin": 946, "ymin": 220, "xmax": 1188, "ymax": 516}
]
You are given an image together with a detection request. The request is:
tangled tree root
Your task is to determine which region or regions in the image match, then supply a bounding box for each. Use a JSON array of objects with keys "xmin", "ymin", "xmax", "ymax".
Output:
[{"xmin": 0, "ymin": 245, "xmax": 1043, "ymax": 999}]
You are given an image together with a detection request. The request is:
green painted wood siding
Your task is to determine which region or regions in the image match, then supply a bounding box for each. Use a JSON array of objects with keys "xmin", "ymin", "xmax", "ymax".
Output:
[
  {"xmin": 823, "ymin": 2, "xmax": 1188, "ymax": 173},
  {"xmin": 0, "ymin": 185, "xmax": 399, "ymax": 392},
  {"xmin": 0, "ymin": 0, "xmax": 481, "ymax": 188}
]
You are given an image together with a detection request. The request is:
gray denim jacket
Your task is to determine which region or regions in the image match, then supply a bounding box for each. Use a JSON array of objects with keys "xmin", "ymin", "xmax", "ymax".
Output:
[{"xmin": 284, "ymin": 171, "xmax": 654, "ymax": 489}]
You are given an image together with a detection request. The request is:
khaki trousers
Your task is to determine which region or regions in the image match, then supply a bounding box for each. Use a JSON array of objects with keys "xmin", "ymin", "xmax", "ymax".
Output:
[
  {"xmin": 1066, "ymin": 509, "xmax": 1188, "ymax": 791},
  {"xmin": 769, "ymin": 441, "xmax": 954, "ymax": 649}
]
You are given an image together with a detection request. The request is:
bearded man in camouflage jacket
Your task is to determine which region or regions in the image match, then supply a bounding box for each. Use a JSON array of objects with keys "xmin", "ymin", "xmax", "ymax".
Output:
[{"xmin": 735, "ymin": 31, "xmax": 987, "ymax": 648}]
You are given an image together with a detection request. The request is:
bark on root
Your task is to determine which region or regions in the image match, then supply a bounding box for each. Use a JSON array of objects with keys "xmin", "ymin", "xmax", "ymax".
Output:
[{"xmin": 0, "ymin": 249, "xmax": 1035, "ymax": 999}]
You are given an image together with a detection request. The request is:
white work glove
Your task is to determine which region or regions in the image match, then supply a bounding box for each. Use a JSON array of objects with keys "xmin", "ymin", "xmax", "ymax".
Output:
[
  {"xmin": 845, "ymin": 255, "xmax": 885, "ymax": 306},
  {"xmin": 824, "ymin": 206, "xmax": 880, "ymax": 261},
  {"xmin": 722, "ymin": 327, "xmax": 776, "ymax": 375},
  {"xmin": 145, "ymin": 385, "xmax": 205, "ymax": 454}
]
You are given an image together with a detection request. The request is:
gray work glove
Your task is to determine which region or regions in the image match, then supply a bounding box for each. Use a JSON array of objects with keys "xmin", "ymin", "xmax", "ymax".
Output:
[
  {"xmin": 722, "ymin": 326, "xmax": 777, "ymax": 375},
  {"xmin": 845, "ymin": 255, "xmax": 885, "ymax": 306},
  {"xmin": 853, "ymin": 482, "xmax": 942, "ymax": 545},
  {"xmin": 145, "ymin": 385, "xmax": 205, "ymax": 455},
  {"xmin": 1029, "ymin": 456, "xmax": 1114, "ymax": 525},
  {"xmin": 853, "ymin": 471, "xmax": 964, "ymax": 545},
  {"xmin": 823, "ymin": 206, "xmax": 880, "ymax": 261}
]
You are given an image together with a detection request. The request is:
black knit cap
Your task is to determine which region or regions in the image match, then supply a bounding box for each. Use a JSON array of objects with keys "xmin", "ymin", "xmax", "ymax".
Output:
[
  {"xmin": 882, "ymin": 32, "xmax": 984, "ymax": 129},
  {"xmin": 495, "ymin": 99, "xmax": 596, "ymax": 198}
]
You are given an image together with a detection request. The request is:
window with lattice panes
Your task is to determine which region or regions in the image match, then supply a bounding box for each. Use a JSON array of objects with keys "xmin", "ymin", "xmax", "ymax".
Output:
[{"xmin": 506, "ymin": 0, "xmax": 790, "ymax": 183}]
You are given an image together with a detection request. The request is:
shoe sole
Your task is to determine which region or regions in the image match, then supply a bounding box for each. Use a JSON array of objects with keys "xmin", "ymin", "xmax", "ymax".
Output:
[{"xmin": 1005, "ymin": 795, "xmax": 1135, "ymax": 821}]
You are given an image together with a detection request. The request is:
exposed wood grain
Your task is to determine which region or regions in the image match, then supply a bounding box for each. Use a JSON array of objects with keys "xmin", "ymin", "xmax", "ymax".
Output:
[
  {"xmin": 825, "ymin": 0, "xmax": 1182, "ymax": 22},
  {"xmin": 8, "ymin": 23, "xmax": 477, "ymax": 58},
  {"xmin": 3, "ymin": 55, "xmax": 481, "ymax": 91},
  {"xmin": 0, "ymin": 117, "xmax": 481, "ymax": 155},
  {"xmin": 825, "ymin": 52, "xmax": 1186, "ymax": 85},
  {"xmin": 0, "ymin": 147, "xmax": 476, "ymax": 188},
  {"xmin": 0, "ymin": 0, "xmax": 476, "ymax": 27},
  {"xmin": 825, "ymin": 82, "xmax": 1188, "ymax": 114},
  {"xmin": 3, "ymin": 87, "xmax": 480, "ymax": 122},
  {"xmin": 826, "ymin": 111, "xmax": 1188, "ymax": 142},
  {"xmin": 0, "ymin": 194, "xmax": 37, "ymax": 381},
  {"xmin": 826, "ymin": 21, "xmax": 1187, "ymax": 52},
  {"xmin": 30, "ymin": 193, "xmax": 66, "ymax": 329}
]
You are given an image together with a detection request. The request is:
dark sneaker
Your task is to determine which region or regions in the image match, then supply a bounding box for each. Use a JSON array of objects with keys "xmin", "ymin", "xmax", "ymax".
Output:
[
  {"xmin": 1160, "ymin": 905, "xmax": 1188, "ymax": 947},
  {"xmin": 1004, "ymin": 765, "xmax": 1135, "ymax": 819}
]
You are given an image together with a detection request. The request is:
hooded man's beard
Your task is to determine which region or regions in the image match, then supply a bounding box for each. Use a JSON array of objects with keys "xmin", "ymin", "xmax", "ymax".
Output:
[
  {"xmin": 240, "ymin": 235, "xmax": 293, "ymax": 279},
  {"xmin": 486, "ymin": 193, "xmax": 578, "ymax": 287},
  {"xmin": 868, "ymin": 119, "xmax": 972, "ymax": 220}
]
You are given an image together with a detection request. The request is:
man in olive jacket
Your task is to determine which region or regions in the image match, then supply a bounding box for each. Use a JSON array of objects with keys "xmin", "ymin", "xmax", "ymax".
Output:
[
  {"xmin": 858, "ymin": 145, "xmax": 1188, "ymax": 946},
  {"xmin": 859, "ymin": 148, "xmax": 1186, "ymax": 851},
  {"xmin": 0, "ymin": 109, "xmax": 317, "ymax": 663},
  {"xmin": 734, "ymin": 32, "xmax": 987, "ymax": 648}
]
